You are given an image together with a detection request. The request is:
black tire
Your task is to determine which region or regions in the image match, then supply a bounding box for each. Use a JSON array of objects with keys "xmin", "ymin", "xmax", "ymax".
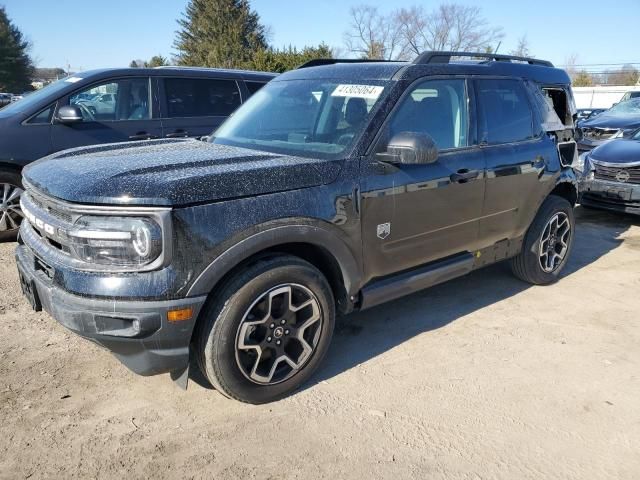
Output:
[
  {"xmin": 0, "ymin": 170, "xmax": 24, "ymax": 242},
  {"xmin": 195, "ymin": 255, "xmax": 335, "ymax": 404},
  {"xmin": 510, "ymin": 195, "xmax": 575, "ymax": 285}
]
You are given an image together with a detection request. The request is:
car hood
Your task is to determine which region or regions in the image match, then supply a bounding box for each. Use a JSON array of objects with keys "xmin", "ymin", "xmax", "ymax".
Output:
[
  {"xmin": 589, "ymin": 138, "xmax": 640, "ymax": 165},
  {"xmin": 580, "ymin": 112, "xmax": 640, "ymax": 130},
  {"xmin": 23, "ymin": 139, "xmax": 343, "ymax": 206}
]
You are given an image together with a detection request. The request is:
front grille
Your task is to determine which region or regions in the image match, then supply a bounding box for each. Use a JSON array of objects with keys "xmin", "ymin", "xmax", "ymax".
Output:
[
  {"xmin": 21, "ymin": 190, "xmax": 77, "ymax": 255},
  {"xmin": 29, "ymin": 194, "xmax": 73, "ymax": 223},
  {"xmin": 593, "ymin": 163, "xmax": 640, "ymax": 185},
  {"xmin": 582, "ymin": 128, "xmax": 618, "ymax": 141}
]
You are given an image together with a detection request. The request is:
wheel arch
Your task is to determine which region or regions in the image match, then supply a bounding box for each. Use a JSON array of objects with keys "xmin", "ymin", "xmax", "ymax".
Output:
[
  {"xmin": 186, "ymin": 224, "xmax": 362, "ymax": 315},
  {"xmin": 550, "ymin": 179, "xmax": 578, "ymax": 206},
  {"xmin": 0, "ymin": 162, "xmax": 23, "ymax": 176}
]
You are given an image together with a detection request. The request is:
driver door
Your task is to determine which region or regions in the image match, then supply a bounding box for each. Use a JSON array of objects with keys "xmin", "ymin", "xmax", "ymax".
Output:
[
  {"xmin": 360, "ymin": 77, "xmax": 486, "ymax": 280},
  {"xmin": 51, "ymin": 77, "xmax": 162, "ymax": 152}
]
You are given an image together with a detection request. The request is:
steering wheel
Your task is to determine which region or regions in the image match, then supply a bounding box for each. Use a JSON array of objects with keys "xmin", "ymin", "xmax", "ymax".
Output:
[{"xmin": 76, "ymin": 102, "xmax": 95, "ymax": 121}]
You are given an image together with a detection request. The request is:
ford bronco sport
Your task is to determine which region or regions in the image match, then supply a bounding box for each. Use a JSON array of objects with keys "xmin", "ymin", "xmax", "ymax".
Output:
[{"xmin": 16, "ymin": 52, "xmax": 578, "ymax": 404}]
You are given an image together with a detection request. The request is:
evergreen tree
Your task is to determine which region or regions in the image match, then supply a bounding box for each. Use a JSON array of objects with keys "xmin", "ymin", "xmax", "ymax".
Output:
[
  {"xmin": 147, "ymin": 55, "xmax": 169, "ymax": 67},
  {"xmin": 174, "ymin": 0, "xmax": 268, "ymax": 69},
  {"xmin": 252, "ymin": 44, "xmax": 333, "ymax": 73},
  {"xmin": 0, "ymin": 7, "xmax": 34, "ymax": 92}
]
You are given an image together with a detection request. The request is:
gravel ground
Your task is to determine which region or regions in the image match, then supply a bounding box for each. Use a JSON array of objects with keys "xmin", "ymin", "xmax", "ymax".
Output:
[{"xmin": 1, "ymin": 206, "xmax": 639, "ymax": 480}]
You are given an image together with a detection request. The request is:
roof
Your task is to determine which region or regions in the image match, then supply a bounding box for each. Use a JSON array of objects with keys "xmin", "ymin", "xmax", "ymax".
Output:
[
  {"xmin": 71, "ymin": 67, "xmax": 277, "ymax": 81},
  {"xmin": 277, "ymin": 62, "xmax": 407, "ymax": 81},
  {"xmin": 277, "ymin": 55, "xmax": 570, "ymax": 86}
]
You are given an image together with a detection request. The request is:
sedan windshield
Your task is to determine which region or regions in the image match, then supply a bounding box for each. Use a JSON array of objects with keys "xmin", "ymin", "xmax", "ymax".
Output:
[
  {"xmin": 608, "ymin": 98, "xmax": 640, "ymax": 116},
  {"xmin": 0, "ymin": 76, "xmax": 78, "ymax": 117},
  {"xmin": 211, "ymin": 79, "xmax": 389, "ymax": 158}
]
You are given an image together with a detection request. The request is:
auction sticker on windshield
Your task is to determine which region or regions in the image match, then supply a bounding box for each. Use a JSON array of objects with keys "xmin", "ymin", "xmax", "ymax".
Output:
[{"xmin": 331, "ymin": 84, "xmax": 384, "ymax": 100}]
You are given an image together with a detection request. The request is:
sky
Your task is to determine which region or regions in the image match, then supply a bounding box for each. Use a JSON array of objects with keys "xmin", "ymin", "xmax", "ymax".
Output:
[{"xmin": 3, "ymin": 0, "xmax": 639, "ymax": 72}]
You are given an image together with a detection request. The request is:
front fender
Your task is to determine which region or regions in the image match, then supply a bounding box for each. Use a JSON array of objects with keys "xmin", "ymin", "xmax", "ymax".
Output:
[{"xmin": 186, "ymin": 223, "xmax": 361, "ymax": 298}]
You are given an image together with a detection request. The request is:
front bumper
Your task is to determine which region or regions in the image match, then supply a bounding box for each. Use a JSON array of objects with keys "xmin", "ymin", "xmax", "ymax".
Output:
[
  {"xmin": 578, "ymin": 176, "xmax": 640, "ymax": 215},
  {"xmin": 15, "ymin": 244, "xmax": 207, "ymax": 377}
]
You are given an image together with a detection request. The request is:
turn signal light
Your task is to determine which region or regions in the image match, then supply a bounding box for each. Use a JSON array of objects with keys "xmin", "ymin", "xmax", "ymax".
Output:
[{"xmin": 167, "ymin": 307, "xmax": 193, "ymax": 322}]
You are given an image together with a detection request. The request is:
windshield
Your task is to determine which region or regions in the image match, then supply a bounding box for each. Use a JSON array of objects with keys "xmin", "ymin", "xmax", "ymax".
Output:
[
  {"xmin": 211, "ymin": 79, "xmax": 389, "ymax": 158},
  {"xmin": 0, "ymin": 76, "xmax": 78, "ymax": 116},
  {"xmin": 607, "ymin": 98, "xmax": 640, "ymax": 116}
]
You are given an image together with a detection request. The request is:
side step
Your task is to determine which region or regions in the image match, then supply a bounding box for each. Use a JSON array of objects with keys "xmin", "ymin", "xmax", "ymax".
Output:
[{"xmin": 360, "ymin": 253, "xmax": 475, "ymax": 310}]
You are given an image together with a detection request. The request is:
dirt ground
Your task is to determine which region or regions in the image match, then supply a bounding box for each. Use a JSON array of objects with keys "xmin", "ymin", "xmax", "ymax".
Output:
[{"xmin": 1, "ymin": 206, "xmax": 639, "ymax": 480}]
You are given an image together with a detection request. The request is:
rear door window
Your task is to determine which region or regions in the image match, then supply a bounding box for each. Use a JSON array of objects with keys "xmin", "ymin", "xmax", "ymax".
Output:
[
  {"xmin": 477, "ymin": 79, "xmax": 534, "ymax": 144},
  {"xmin": 163, "ymin": 78, "xmax": 241, "ymax": 117},
  {"xmin": 245, "ymin": 81, "xmax": 268, "ymax": 96}
]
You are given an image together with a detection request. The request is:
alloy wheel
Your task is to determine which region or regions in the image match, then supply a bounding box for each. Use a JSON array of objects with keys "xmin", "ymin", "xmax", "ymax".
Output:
[
  {"xmin": 0, "ymin": 183, "xmax": 24, "ymax": 233},
  {"xmin": 538, "ymin": 212, "xmax": 571, "ymax": 273},
  {"xmin": 235, "ymin": 283, "xmax": 323, "ymax": 385}
]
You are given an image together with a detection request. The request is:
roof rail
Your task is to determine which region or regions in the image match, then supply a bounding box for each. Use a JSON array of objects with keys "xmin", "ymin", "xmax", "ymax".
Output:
[
  {"xmin": 297, "ymin": 58, "xmax": 398, "ymax": 69},
  {"xmin": 413, "ymin": 51, "xmax": 553, "ymax": 67}
]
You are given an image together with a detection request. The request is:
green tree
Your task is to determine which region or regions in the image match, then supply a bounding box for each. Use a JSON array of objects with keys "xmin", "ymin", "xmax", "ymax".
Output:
[
  {"xmin": 251, "ymin": 44, "xmax": 333, "ymax": 73},
  {"xmin": 147, "ymin": 55, "xmax": 169, "ymax": 67},
  {"xmin": 174, "ymin": 0, "xmax": 268, "ymax": 69},
  {"xmin": 573, "ymin": 70, "xmax": 593, "ymax": 87},
  {"xmin": 0, "ymin": 6, "xmax": 34, "ymax": 92}
]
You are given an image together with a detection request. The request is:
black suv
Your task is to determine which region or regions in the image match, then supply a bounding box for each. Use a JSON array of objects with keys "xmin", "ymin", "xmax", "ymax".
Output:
[
  {"xmin": 15, "ymin": 52, "xmax": 578, "ymax": 404},
  {"xmin": 0, "ymin": 67, "xmax": 276, "ymax": 240}
]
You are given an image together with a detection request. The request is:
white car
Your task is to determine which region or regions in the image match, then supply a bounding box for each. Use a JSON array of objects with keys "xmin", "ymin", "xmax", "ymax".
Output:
[{"xmin": 75, "ymin": 92, "xmax": 116, "ymax": 115}]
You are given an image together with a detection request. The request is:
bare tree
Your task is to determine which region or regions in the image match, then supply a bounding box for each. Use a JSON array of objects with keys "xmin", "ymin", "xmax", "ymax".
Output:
[
  {"xmin": 607, "ymin": 64, "xmax": 640, "ymax": 86},
  {"xmin": 343, "ymin": 5, "xmax": 404, "ymax": 60},
  {"xmin": 510, "ymin": 35, "xmax": 531, "ymax": 57},
  {"xmin": 395, "ymin": 4, "xmax": 504, "ymax": 57},
  {"xmin": 563, "ymin": 53, "xmax": 580, "ymax": 82}
]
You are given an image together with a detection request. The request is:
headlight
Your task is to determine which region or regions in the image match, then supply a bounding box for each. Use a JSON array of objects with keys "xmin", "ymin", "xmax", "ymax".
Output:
[
  {"xmin": 612, "ymin": 129, "xmax": 625, "ymax": 139},
  {"xmin": 67, "ymin": 216, "xmax": 163, "ymax": 267},
  {"xmin": 612, "ymin": 128, "xmax": 638, "ymax": 139}
]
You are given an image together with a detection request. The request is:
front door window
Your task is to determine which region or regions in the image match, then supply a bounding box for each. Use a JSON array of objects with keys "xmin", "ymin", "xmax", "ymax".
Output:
[{"xmin": 69, "ymin": 78, "xmax": 150, "ymax": 121}]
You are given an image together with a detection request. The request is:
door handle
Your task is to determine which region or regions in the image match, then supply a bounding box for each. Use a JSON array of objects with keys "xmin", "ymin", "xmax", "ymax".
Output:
[
  {"xmin": 165, "ymin": 130, "xmax": 189, "ymax": 138},
  {"xmin": 129, "ymin": 132, "xmax": 158, "ymax": 140},
  {"xmin": 450, "ymin": 169, "xmax": 479, "ymax": 183}
]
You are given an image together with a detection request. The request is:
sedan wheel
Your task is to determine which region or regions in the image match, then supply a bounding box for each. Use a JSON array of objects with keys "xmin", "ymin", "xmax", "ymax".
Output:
[{"xmin": 0, "ymin": 182, "xmax": 24, "ymax": 235}]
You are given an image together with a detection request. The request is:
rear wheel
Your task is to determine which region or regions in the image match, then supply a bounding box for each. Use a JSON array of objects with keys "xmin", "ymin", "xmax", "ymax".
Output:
[
  {"xmin": 0, "ymin": 171, "xmax": 24, "ymax": 242},
  {"xmin": 195, "ymin": 255, "xmax": 335, "ymax": 404},
  {"xmin": 510, "ymin": 195, "xmax": 575, "ymax": 285}
]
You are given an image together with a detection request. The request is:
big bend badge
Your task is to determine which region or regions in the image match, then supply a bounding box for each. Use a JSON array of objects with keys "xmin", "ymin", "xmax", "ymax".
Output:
[{"xmin": 377, "ymin": 222, "xmax": 391, "ymax": 240}]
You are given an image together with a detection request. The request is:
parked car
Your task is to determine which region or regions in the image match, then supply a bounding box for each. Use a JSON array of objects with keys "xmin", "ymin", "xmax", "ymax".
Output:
[
  {"xmin": 16, "ymin": 52, "xmax": 578, "ymax": 403},
  {"xmin": 0, "ymin": 93, "xmax": 12, "ymax": 107},
  {"xmin": 619, "ymin": 91, "xmax": 640, "ymax": 103},
  {"xmin": 10, "ymin": 92, "xmax": 31, "ymax": 103},
  {"xmin": 577, "ymin": 98, "xmax": 640, "ymax": 151},
  {"xmin": 576, "ymin": 127, "xmax": 640, "ymax": 215},
  {"xmin": 0, "ymin": 66, "xmax": 276, "ymax": 240},
  {"xmin": 576, "ymin": 107, "xmax": 605, "ymax": 125}
]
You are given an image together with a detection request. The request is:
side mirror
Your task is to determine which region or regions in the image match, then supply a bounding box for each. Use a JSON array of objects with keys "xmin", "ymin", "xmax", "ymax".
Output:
[
  {"xmin": 377, "ymin": 131, "xmax": 438, "ymax": 165},
  {"xmin": 57, "ymin": 105, "xmax": 84, "ymax": 124}
]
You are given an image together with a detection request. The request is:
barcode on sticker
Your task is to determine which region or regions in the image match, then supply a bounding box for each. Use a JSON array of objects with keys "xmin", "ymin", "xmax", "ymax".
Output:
[{"xmin": 331, "ymin": 84, "xmax": 384, "ymax": 100}]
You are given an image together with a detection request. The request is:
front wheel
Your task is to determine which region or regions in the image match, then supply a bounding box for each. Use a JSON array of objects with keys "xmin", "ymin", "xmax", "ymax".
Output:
[
  {"xmin": 510, "ymin": 195, "xmax": 575, "ymax": 285},
  {"xmin": 195, "ymin": 255, "xmax": 335, "ymax": 404},
  {"xmin": 0, "ymin": 171, "xmax": 24, "ymax": 242}
]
